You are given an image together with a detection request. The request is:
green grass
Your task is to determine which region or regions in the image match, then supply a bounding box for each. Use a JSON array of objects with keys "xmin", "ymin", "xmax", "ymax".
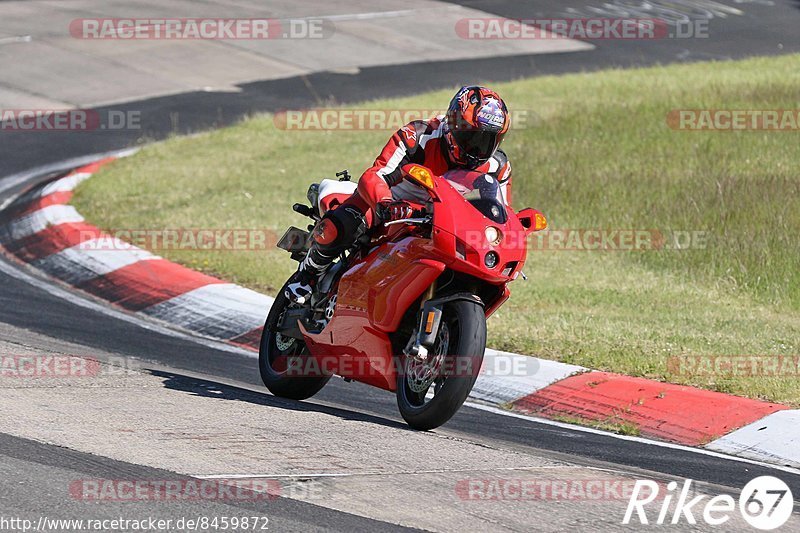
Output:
[
  {"xmin": 74, "ymin": 54, "xmax": 800, "ymax": 406},
  {"xmin": 551, "ymin": 414, "xmax": 641, "ymax": 438}
]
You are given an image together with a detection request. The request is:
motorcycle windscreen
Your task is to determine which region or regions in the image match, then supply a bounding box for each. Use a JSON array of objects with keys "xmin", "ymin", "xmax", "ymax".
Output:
[{"xmin": 441, "ymin": 169, "xmax": 507, "ymax": 224}]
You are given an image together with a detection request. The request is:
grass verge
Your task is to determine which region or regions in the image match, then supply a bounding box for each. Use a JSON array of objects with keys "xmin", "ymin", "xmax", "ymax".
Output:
[
  {"xmin": 550, "ymin": 414, "xmax": 641, "ymax": 438},
  {"xmin": 74, "ymin": 54, "xmax": 800, "ymax": 406}
]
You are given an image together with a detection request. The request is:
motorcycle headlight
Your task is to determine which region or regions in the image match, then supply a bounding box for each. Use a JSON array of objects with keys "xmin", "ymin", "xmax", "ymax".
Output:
[
  {"xmin": 485, "ymin": 226, "xmax": 502, "ymax": 246},
  {"xmin": 484, "ymin": 251, "xmax": 499, "ymax": 269}
]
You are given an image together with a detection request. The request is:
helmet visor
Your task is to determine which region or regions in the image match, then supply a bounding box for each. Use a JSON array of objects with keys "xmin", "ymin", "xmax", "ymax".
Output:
[{"xmin": 451, "ymin": 128, "xmax": 504, "ymax": 163}]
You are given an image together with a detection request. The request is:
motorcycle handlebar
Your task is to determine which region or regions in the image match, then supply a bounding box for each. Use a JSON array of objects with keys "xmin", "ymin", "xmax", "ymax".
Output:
[{"xmin": 383, "ymin": 216, "xmax": 432, "ymax": 227}]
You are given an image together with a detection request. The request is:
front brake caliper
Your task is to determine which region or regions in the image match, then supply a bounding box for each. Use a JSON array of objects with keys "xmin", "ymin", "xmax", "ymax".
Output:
[{"xmin": 406, "ymin": 302, "xmax": 444, "ymax": 361}]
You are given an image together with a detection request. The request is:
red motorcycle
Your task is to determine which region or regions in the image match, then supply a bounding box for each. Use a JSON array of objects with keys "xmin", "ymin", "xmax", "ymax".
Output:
[{"xmin": 260, "ymin": 164, "xmax": 546, "ymax": 429}]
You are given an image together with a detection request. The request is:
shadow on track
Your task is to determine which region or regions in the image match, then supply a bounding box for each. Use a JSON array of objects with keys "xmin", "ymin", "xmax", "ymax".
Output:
[{"xmin": 152, "ymin": 369, "xmax": 412, "ymax": 432}]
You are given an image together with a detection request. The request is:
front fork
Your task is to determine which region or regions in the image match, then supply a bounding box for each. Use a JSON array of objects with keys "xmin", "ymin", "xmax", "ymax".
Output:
[
  {"xmin": 405, "ymin": 283, "xmax": 443, "ymax": 361},
  {"xmin": 405, "ymin": 286, "xmax": 486, "ymax": 361}
]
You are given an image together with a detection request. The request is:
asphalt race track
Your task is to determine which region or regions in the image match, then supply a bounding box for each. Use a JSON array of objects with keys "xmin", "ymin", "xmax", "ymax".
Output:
[
  {"xmin": 1, "ymin": 1, "xmax": 800, "ymax": 530},
  {"xmin": 0, "ymin": 431, "xmax": 409, "ymax": 532}
]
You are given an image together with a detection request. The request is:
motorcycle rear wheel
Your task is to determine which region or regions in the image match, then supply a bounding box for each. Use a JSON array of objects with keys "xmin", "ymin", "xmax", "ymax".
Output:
[
  {"xmin": 396, "ymin": 299, "xmax": 486, "ymax": 430},
  {"xmin": 259, "ymin": 284, "xmax": 331, "ymax": 400}
]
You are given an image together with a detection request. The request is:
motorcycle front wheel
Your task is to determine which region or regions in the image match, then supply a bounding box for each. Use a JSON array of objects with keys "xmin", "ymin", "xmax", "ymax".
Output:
[
  {"xmin": 397, "ymin": 299, "xmax": 486, "ymax": 430},
  {"xmin": 259, "ymin": 283, "xmax": 331, "ymax": 400}
]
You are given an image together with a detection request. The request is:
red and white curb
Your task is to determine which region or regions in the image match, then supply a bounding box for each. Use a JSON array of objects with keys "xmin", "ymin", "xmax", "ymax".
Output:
[
  {"xmin": 1, "ymin": 155, "xmax": 798, "ymax": 470},
  {"xmin": 0, "ymin": 156, "xmax": 272, "ymax": 348}
]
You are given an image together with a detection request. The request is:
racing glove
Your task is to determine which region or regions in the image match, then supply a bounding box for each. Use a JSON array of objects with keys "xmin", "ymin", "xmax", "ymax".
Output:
[{"xmin": 376, "ymin": 201, "xmax": 413, "ymax": 223}]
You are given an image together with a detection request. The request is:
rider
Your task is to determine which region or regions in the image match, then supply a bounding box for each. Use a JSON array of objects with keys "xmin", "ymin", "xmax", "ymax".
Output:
[{"xmin": 286, "ymin": 85, "xmax": 513, "ymax": 304}]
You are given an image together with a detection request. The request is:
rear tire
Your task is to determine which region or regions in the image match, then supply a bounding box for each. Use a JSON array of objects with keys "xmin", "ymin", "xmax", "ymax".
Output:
[
  {"xmin": 397, "ymin": 299, "xmax": 486, "ymax": 430},
  {"xmin": 259, "ymin": 284, "xmax": 331, "ymax": 400}
]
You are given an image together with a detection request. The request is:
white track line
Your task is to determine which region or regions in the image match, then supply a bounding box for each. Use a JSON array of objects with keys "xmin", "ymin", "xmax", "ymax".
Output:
[
  {"xmin": 192, "ymin": 465, "xmax": 579, "ymax": 479},
  {"xmin": 141, "ymin": 283, "xmax": 273, "ymax": 340},
  {"xmin": 0, "ymin": 149, "xmax": 256, "ymax": 359},
  {"xmin": 473, "ymin": 349, "xmax": 586, "ymax": 404},
  {"xmin": 0, "ymin": 256, "xmax": 257, "ymax": 358},
  {"xmin": 706, "ymin": 410, "xmax": 800, "ymax": 469},
  {"xmin": 0, "ymin": 148, "xmax": 138, "ymax": 209},
  {"xmin": 463, "ymin": 401, "xmax": 800, "ymax": 476},
  {"xmin": 32, "ymin": 238, "xmax": 158, "ymax": 285},
  {"xmin": 4, "ymin": 204, "xmax": 84, "ymax": 241},
  {"xmin": 0, "ymin": 35, "xmax": 32, "ymax": 46},
  {"xmin": 39, "ymin": 172, "xmax": 92, "ymax": 196}
]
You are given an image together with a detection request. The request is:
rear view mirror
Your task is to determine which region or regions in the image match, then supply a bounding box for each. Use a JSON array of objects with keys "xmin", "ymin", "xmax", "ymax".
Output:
[{"xmin": 517, "ymin": 208, "xmax": 547, "ymax": 234}]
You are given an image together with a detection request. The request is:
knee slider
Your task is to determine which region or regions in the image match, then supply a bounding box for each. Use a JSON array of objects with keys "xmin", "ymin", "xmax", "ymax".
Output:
[{"xmin": 311, "ymin": 217, "xmax": 339, "ymax": 247}]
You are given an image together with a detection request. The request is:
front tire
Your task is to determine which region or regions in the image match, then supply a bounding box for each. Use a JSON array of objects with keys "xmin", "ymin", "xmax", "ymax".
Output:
[
  {"xmin": 259, "ymin": 284, "xmax": 331, "ymax": 400},
  {"xmin": 397, "ymin": 299, "xmax": 486, "ymax": 430}
]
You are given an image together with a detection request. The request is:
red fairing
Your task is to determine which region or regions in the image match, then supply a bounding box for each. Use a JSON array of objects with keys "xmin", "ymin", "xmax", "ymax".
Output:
[
  {"xmin": 299, "ymin": 238, "xmax": 446, "ymax": 392},
  {"xmin": 299, "ymin": 166, "xmax": 542, "ymax": 392}
]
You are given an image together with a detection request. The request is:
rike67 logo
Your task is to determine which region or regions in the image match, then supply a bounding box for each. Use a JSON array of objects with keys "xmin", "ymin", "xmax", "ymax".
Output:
[{"xmin": 624, "ymin": 476, "xmax": 795, "ymax": 530}]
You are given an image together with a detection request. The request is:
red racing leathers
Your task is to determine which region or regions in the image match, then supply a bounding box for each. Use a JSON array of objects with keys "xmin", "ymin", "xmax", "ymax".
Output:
[
  {"xmin": 354, "ymin": 115, "xmax": 512, "ymax": 224},
  {"xmin": 297, "ymin": 115, "xmax": 513, "ymax": 279}
]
